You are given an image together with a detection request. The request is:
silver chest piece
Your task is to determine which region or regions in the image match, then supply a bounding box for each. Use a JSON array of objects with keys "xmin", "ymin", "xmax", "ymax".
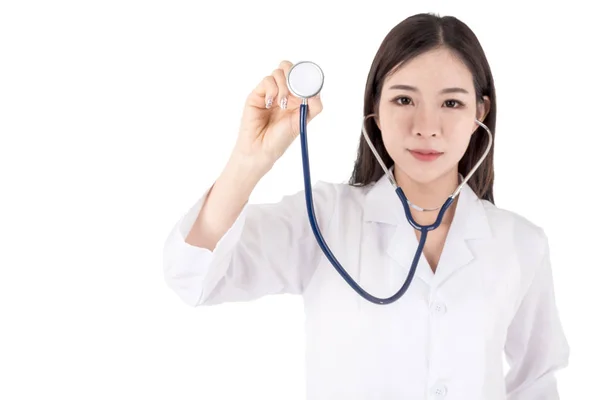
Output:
[{"xmin": 286, "ymin": 61, "xmax": 324, "ymax": 100}]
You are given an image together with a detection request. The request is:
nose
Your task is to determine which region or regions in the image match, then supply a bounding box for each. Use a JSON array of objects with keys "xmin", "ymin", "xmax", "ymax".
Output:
[{"xmin": 411, "ymin": 106, "xmax": 441, "ymax": 137}]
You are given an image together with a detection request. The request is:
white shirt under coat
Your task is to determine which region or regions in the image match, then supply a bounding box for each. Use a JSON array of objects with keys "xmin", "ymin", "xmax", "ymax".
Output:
[{"xmin": 163, "ymin": 171, "xmax": 570, "ymax": 399}]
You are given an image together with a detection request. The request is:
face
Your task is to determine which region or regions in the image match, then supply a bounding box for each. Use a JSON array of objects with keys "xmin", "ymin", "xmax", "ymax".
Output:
[{"xmin": 375, "ymin": 47, "xmax": 490, "ymax": 184}]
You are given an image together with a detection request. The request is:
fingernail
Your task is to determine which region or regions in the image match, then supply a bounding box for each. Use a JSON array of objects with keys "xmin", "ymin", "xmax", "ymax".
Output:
[
  {"xmin": 266, "ymin": 97, "xmax": 273, "ymax": 108},
  {"xmin": 280, "ymin": 97, "xmax": 287, "ymax": 110}
]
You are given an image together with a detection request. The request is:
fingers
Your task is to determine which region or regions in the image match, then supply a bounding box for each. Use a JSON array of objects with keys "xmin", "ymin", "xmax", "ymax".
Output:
[
  {"xmin": 278, "ymin": 60, "xmax": 293, "ymax": 77},
  {"xmin": 271, "ymin": 68, "xmax": 289, "ymax": 110},
  {"xmin": 306, "ymin": 93, "xmax": 323, "ymax": 122},
  {"xmin": 253, "ymin": 75, "xmax": 278, "ymax": 108},
  {"xmin": 252, "ymin": 60, "xmax": 294, "ymax": 109},
  {"xmin": 250, "ymin": 59, "xmax": 323, "ymax": 119},
  {"xmin": 277, "ymin": 60, "xmax": 293, "ymax": 108}
]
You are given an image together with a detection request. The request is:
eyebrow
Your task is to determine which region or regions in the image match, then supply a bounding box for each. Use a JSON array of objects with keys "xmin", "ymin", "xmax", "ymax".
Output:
[{"xmin": 388, "ymin": 84, "xmax": 469, "ymax": 95}]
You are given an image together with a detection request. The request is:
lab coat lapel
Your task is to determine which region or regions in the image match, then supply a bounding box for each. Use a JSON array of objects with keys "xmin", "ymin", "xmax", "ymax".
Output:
[
  {"xmin": 362, "ymin": 170, "xmax": 492, "ymax": 288},
  {"xmin": 386, "ymin": 222, "xmax": 435, "ymax": 285},
  {"xmin": 432, "ymin": 183, "xmax": 491, "ymax": 287},
  {"xmin": 363, "ymin": 170, "xmax": 433, "ymax": 285}
]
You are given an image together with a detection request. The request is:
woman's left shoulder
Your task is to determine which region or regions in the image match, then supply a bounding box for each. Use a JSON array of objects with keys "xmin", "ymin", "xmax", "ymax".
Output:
[{"xmin": 478, "ymin": 199, "xmax": 549, "ymax": 259}]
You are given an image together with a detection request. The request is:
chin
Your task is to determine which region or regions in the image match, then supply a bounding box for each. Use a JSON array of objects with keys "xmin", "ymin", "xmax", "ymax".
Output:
[
  {"xmin": 393, "ymin": 157, "xmax": 456, "ymax": 186},
  {"xmin": 407, "ymin": 170, "xmax": 445, "ymax": 184},
  {"xmin": 393, "ymin": 165, "xmax": 439, "ymax": 184}
]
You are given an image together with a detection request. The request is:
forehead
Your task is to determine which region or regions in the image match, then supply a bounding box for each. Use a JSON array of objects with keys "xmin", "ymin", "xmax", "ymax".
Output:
[{"xmin": 383, "ymin": 47, "xmax": 474, "ymax": 90}]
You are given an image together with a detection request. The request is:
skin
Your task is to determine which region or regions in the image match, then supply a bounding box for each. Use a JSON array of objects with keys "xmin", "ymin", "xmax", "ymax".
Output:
[{"xmin": 374, "ymin": 47, "xmax": 491, "ymax": 272}]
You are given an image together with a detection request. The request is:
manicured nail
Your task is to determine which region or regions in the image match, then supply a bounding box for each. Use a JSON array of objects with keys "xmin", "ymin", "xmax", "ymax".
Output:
[
  {"xmin": 266, "ymin": 97, "xmax": 273, "ymax": 108},
  {"xmin": 280, "ymin": 97, "xmax": 287, "ymax": 110}
]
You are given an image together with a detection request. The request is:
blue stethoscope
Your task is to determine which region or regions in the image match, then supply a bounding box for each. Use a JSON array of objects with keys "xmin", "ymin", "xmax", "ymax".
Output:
[{"xmin": 286, "ymin": 61, "xmax": 493, "ymax": 305}]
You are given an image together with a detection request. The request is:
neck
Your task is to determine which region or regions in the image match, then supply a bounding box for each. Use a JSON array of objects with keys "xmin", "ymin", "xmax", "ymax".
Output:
[{"xmin": 393, "ymin": 165, "xmax": 460, "ymax": 226}]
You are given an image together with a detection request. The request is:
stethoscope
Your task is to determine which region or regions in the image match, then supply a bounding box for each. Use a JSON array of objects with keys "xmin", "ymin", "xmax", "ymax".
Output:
[{"xmin": 286, "ymin": 61, "xmax": 493, "ymax": 305}]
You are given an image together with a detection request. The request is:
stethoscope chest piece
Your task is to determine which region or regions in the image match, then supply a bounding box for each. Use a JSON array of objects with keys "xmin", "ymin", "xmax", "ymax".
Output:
[{"xmin": 287, "ymin": 61, "xmax": 324, "ymax": 100}]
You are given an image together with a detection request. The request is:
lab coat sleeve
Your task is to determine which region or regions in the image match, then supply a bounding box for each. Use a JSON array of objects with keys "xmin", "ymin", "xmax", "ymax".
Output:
[
  {"xmin": 162, "ymin": 179, "xmax": 336, "ymax": 307},
  {"xmin": 504, "ymin": 231, "xmax": 570, "ymax": 399}
]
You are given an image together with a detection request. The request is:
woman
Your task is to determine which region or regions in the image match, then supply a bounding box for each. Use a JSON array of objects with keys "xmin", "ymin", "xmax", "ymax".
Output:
[{"xmin": 163, "ymin": 12, "xmax": 569, "ymax": 399}]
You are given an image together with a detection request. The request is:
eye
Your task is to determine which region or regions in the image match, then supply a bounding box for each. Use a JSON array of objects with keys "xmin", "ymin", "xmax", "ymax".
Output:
[
  {"xmin": 394, "ymin": 96, "xmax": 413, "ymax": 106},
  {"xmin": 444, "ymin": 99, "xmax": 464, "ymax": 108}
]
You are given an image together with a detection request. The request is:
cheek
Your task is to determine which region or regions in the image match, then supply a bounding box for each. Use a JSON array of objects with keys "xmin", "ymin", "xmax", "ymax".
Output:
[
  {"xmin": 446, "ymin": 118, "xmax": 476, "ymax": 152},
  {"xmin": 379, "ymin": 123, "xmax": 408, "ymax": 156},
  {"xmin": 378, "ymin": 112, "xmax": 411, "ymax": 145}
]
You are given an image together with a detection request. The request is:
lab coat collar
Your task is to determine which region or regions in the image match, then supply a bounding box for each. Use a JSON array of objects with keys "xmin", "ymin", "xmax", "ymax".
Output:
[{"xmin": 363, "ymin": 167, "xmax": 492, "ymax": 286}]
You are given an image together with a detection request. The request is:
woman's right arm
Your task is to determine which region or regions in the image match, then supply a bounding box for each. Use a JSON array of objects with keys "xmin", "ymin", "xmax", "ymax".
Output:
[
  {"xmin": 163, "ymin": 60, "xmax": 326, "ymax": 307},
  {"xmin": 184, "ymin": 152, "xmax": 267, "ymax": 252},
  {"xmin": 162, "ymin": 155, "xmax": 335, "ymax": 307}
]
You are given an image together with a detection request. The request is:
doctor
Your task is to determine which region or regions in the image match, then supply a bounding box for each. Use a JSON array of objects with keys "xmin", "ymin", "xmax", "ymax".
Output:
[{"xmin": 163, "ymin": 12, "xmax": 570, "ymax": 400}]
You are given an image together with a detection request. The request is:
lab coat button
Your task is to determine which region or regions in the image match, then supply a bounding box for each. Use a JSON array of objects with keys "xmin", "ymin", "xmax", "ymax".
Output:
[
  {"xmin": 430, "ymin": 383, "xmax": 447, "ymax": 398},
  {"xmin": 431, "ymin": 302, "xmax": 447, "ymax": 315}
]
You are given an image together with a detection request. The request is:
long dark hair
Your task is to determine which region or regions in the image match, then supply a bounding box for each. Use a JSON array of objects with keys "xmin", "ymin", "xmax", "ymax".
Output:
[{"xmin": 348, "ymin": 13, "xmax": 497, "ymax": 204}]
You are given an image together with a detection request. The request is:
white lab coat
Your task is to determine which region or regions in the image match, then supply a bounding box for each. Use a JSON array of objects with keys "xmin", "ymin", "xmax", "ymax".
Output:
[{"xmin": 163, "ymin": 171, "xmax": 570, "ymax": 400}]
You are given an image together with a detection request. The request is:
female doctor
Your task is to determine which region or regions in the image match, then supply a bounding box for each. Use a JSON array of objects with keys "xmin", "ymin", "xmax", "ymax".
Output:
[{"xmin": 163, "ymin": 13, "xmax": 570, "ymax": 400}]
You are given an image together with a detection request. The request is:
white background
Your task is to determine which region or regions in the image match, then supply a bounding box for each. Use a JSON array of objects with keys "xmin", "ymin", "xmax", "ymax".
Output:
[{"xmin": 1, "ymin": 0, "xmax": 598, "ymax": 399}]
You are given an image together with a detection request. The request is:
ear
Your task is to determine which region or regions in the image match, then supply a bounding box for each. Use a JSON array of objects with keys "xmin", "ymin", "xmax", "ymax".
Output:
[{"xmin": 473, "ymin": 95, "xmax": 491, "ymax": 133}]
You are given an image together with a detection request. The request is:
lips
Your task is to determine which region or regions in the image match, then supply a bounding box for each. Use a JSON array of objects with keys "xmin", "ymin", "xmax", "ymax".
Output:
[
  {"xmin": 409, "ymin": 148, "xmax": 442, "ymax": 155},
  {"xmin": 408, "ymin": 148, "xmax": 443, "ymax": 162}
]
